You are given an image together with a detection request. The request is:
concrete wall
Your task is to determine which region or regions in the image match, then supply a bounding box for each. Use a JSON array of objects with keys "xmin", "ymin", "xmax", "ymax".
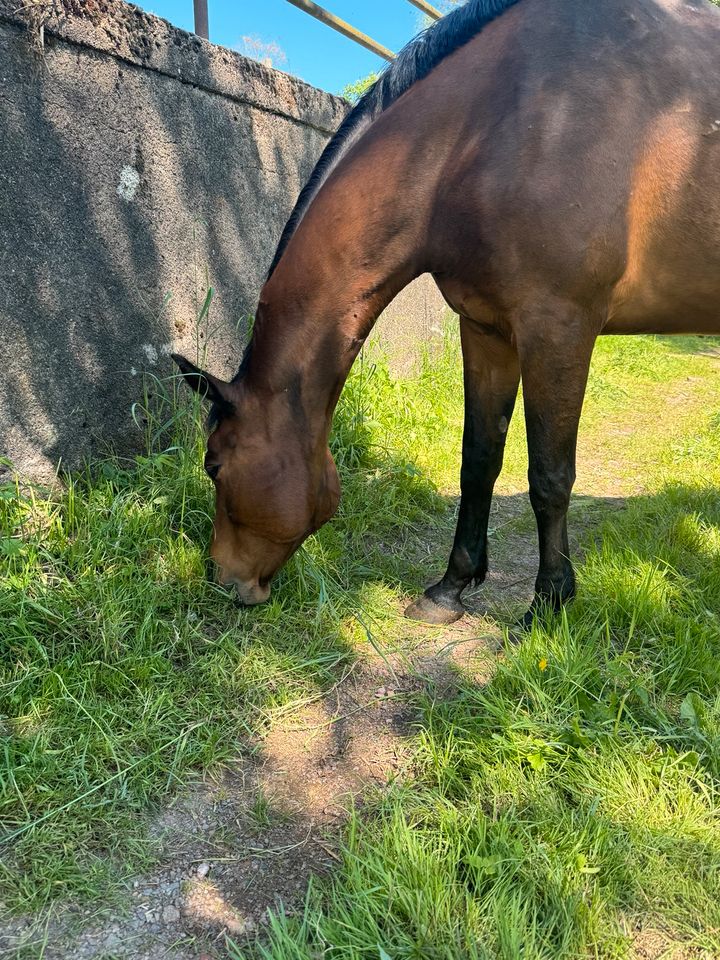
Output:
[{"xmin": 0, "ymin": 0, "xmax": 447, "ymax": 481}]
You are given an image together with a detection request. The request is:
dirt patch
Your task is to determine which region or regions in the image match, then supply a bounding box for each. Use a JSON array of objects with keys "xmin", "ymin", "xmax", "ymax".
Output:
[
  {"xmin": 630, "ymin": 925, "xmax": 716, "ymax": 960},
  {"xmin": 259, "ymin": 679, "xmax": 411, "ymax": 822}
]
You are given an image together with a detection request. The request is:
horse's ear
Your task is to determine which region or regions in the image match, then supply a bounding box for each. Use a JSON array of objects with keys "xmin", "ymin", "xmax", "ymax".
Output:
[{"xmin": 171, "ymin": 354, "xmax": 235, "ymax": 413}]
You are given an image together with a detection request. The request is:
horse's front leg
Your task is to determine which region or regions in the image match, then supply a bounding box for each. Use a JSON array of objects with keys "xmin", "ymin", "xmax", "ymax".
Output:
[
  {"xmin": 518, "ymin": 310, "xmax": 597, "ymax": 625},
  {"xmin": 405, "ymin": 319, "xmax": 520, "ymax": 624}
]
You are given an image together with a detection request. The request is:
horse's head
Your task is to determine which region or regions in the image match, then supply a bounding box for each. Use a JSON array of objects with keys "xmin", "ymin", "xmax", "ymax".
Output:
[{"xmin": 172, "ymin": 355, "xmax": 340, "ymax": 605}]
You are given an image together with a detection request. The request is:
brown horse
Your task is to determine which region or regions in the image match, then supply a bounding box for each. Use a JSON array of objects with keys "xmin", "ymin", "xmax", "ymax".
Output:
[{"xmin": 174, "ymin": 0, "xmax": 720, "ymax": 625}]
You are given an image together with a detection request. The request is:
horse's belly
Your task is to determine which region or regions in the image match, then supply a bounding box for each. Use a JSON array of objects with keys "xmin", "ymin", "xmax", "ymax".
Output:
[
  {"xmin": 606, "ymin": 273, "xmax": 720, "ymax": 335},
  {"xmin": 603, "ymin": 311, "xmax": 720, "ymax": 336}
]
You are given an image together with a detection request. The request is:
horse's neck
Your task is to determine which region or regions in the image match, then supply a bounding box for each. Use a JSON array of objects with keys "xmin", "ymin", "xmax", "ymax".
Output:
[{"xmin": 243, "ymin": 154, "xmax": 423, "ymax": 432}]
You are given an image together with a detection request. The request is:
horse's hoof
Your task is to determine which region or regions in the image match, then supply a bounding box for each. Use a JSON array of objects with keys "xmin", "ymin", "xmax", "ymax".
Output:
[{"xmin": 404, "ymin": 593, "xmax": 465, "ymax": 625}]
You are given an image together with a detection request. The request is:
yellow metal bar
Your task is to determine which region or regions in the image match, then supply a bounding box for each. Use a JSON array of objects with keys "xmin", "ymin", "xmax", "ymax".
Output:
[
  {"xmin": 285, "ymin": 0, "xmax": 396, "ymax": 61},
  {"xmin": 406, "ymin": 0, "xmax": 443, "ymax": 20}
]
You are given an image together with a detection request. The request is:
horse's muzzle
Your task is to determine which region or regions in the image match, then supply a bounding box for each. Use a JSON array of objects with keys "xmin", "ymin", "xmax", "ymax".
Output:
[{"xmin": 223, "ymin": 578, "xmax": 271, "ymax": 606}]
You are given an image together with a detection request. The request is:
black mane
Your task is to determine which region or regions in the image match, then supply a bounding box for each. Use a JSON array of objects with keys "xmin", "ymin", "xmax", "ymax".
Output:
[{"xmin": 267, "ymin": 0, "xmax": 522, "ymax": 278}]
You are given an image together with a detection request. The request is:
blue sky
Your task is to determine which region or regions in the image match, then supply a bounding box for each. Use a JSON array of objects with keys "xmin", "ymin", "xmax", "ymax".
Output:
[{"xmin": 137, "ymin": 1, "xmax": 431, "ymax": 94}]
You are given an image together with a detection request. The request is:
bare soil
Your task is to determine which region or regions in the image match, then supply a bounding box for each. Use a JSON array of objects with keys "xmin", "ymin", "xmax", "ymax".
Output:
[{"xmin": 629, "ymin": 925, "xmax": 716, "ymax": 960}]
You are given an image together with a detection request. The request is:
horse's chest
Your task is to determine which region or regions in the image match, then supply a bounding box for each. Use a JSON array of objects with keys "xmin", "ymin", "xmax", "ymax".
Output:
[{"xmin": 433, "ymin": 278, "xmax": 499, "ymax": 327}]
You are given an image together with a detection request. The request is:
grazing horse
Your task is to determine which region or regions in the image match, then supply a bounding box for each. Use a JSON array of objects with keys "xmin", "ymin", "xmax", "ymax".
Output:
[{"xmin": 174, "ymin": 0, "xmax": 720, "ymax": 624}]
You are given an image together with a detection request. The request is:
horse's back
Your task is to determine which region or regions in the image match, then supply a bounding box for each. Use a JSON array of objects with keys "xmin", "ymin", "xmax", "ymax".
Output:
[{"xmin": 402, "ymin": 0, "xmax": 720, "ymax": 333}]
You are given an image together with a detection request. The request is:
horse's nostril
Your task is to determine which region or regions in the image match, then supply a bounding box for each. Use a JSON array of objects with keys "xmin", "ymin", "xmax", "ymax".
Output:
[{"xmin": 220, "ymin": 577, "xmax": 271, "ymax": 606}]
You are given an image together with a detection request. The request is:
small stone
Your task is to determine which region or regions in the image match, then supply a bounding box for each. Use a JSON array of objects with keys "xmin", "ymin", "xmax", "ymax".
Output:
[
  {"xmin": 375, "ymin": 687, "xmax": 386, "ymax": 698},
  {"xmin": 196, "ymin": 861, "xmax": 211, "ymax": 878},
  {"xmin": 162, "ymin": 904, "xmax": 181, "ymax": 923}
]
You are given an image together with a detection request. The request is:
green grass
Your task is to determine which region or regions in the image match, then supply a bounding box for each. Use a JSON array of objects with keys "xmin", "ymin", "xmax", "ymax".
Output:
[{"xmin": 2, "ymin": 326, "xmax": 720, "ymax": 959}]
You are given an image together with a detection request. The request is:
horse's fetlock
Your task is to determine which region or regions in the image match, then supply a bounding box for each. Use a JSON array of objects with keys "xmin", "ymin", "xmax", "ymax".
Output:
[{"xmin": 472, "ymin": 557, "xmax": 489, "ymax": 586}]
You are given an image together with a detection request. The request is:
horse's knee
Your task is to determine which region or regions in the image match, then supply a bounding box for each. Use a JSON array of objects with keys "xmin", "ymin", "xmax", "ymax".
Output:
[{"xmin": 528, "ymin": 465, "xmax": 574, "ymax": 517}]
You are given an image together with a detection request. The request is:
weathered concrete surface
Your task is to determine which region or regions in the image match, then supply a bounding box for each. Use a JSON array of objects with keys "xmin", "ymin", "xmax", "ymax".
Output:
[{"xmin": 0, "ymin": 0, "xmax": 447, "ymax": 481}]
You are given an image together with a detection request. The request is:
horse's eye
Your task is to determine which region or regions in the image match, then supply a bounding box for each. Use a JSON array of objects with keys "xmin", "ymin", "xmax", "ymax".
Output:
[{"xmin": 205, "ymin": 463, "xmax": 221, "ymax": 482}]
